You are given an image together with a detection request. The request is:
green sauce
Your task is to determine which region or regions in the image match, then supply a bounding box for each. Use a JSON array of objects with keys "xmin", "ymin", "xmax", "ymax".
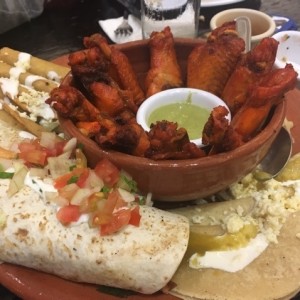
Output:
[{"xmin": 148, "ymin": 101, "xmax": 210, "ymax": 140}]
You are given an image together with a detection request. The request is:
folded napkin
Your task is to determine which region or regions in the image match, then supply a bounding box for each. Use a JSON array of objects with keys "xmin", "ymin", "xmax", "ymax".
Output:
[{"xmin": 99, "ymin": 15, "xmax": 143, "ymax": 44}]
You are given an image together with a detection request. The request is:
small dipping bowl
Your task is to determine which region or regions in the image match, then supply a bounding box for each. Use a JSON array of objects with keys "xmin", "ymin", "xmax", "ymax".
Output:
[
  {"xmin": 136, "ymin": 88, "xmax": 231, "ymax": 147},
  {"xmin": 272, "ymin": 30, "xmax": 300, "ymax": 89}
]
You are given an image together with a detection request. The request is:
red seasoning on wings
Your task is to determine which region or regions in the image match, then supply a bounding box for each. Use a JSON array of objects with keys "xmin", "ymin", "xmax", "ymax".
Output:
[
  {"xmin": 145, "ymin": 121, "xmax": 206, "ymax": 160},
  {"xmin": 223, "ymin": 64, "xmax": 298, "ymax": 151},
  {"xmin": 83, "ymin": 33, "xmax": 145, "ymax": 106},
  {"xmin": 222, "ymin": 37, "xmax": 279, "ymax": 115}
]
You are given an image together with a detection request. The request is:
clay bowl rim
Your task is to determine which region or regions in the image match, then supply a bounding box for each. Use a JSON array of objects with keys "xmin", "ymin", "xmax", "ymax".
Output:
[
  {"xmin": 58, "ymin": 37, "xmax": 286, "ymax": 201},
  {"xmin": 59, "ymin": 69, "xmax": 286, "ymax": 171}
]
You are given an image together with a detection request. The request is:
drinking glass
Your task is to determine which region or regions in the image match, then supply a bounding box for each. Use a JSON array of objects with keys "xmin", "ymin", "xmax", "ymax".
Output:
[{"xmin": 140, "ymin": 0, "xmax": 201, "ymax": 38}]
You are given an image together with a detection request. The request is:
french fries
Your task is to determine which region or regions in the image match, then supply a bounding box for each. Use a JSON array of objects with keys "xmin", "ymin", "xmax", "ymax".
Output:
[{"xmin": 0, "ymin": 47, "xmax": 70, "ymax": 135}]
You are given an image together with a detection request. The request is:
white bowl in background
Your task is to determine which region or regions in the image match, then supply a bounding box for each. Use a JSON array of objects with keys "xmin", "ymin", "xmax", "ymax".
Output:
[
  {"xmin": 210, "ymin": 8, "xmax": 276, "ymax": 48},
  {"xmin": 136, "ymin": 88, "xmax": 231, "ymax": 147},
  {"xmin": 272, "ymin": 30, "xmax": 300, "ymax": 89}
]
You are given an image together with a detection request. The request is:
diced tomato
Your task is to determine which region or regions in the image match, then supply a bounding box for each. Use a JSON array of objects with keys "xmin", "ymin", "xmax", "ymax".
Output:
[
  {"xmin": 18, "ymin": 148, "xmax": 48, "ymax": 166},
  {"xmin": 18, "ymin": 139, "xmax": 67, "ymax": 167},
  {"xmin": 106, "ymin": 189, "xmax": 127, "ymax": 212},
  {"xmin": 54, "ymin": 168, "xmax": 87, "ymax": 189},
  {"xmin": 54, "ymin": 173, "xmax": 74, "ymax": 189},
  {"xmin": 80, "ymin": 194, "xmax": 104, "ymax": 213},
  {"xmin": 58, "ymin": 183, "xmax": 79, "ymax": 202},
  {"xmin": 91, "ymin": 211, "xmax": 113, "ymax": 226},
  {"xmin": 56, "ymin": 205, "xmax": 81, "ymax": 224},
  {"xmin": 94, "ymin": 159, "xmax": 120, "ymax": 187},
  {"xmin": 100, "ymin": 209, "xmax": 131, "ymax": 236},
  {"xmin": 76, "ymin": 168, "xmax": 90, "ymax": 188},
  {"xmin": 45, "ymin": 141, "xmax": 66, "ymax": 157},
  {"xmin": 18, "ymin": 141, "xmax": 38, "ymax": 153},
  {"xmin": 129, "ymin": 206, "xmax": 141, "ymax": 226}
]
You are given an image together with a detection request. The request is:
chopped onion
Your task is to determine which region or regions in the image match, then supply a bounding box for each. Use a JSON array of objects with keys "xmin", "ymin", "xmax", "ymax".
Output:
[
  {"xmin": 118, "ymin": 188, "xmax": 135, "ymax": 203},
  {"xmin": 47, "ymin": 152, "xmax": 75, "ymax": 179},
  {"xmin": 63, "ymin": 138, "xmax": 77, "ymax": 153},
  {"xmin": 7, "ymin": 163, "xmax": 28, "ymax": 197},
  {"xmin": 0, "ymin": 158, "xmax": 14, "ymax": 171},
  {"xmin": 85, "ymin": 170, "xmax": 104, "ymax": 189},
  {"xmin": 145, "ymin": 193, "xmax": 153, "ymax": 206},
  {"xmin": 70, "ymin": 188, "xmax": 95, "ymax": 206},
  {"xmin": 29, "ymin": 167, "xmax": 48, "ymax": 178},
  {"xmin": 40, "ymin": 132, "xmax": 58, "ymax": 149},
  {"xmin": 46, "ymin": 193, "xmax": 69, "ymax": 207}
]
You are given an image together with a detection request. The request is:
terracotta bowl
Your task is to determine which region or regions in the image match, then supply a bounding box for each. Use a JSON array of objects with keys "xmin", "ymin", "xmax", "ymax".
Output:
[{"xmin": 59, "ymin": 38, "xmax": 286, "ymax": 202}]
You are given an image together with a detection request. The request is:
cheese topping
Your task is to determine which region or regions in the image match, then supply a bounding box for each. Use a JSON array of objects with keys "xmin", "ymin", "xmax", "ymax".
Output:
[
  {"xmin": 15, "ymin": 52, "xmax": 31, "ymax": 71},
  {"xmin": 0, "ymin": 77, "xmax": 19, "ymax": 99},
  {"xmin": 9, "ymin": 67, "xmax": 24, "ymax": 80},
  {"xmin": 47, "ymin": 70, "xmax": 60, "ymax": 82},
  {"xmin": 18, "ymin": 88, "xmax": 56, "ymax": 121}
]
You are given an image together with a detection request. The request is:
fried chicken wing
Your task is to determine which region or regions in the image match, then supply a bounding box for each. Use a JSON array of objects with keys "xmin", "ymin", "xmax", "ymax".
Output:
[
  {"xmin": 46, "ymin": 86, "xmax": 100, "ymax": 122},
  {"xmin": 76, "ymin": 121, "xmax": 101, "ymax": 137},
  {"xmin": 96, "ymin": 123, "xmax": 150, "ymax": 157},
  {"xmin": 47, "ymin": 86, "xmax": 150, "ymax": 156},
  {"xmin": 222, "ymin": 37, "xmax": 279, "ymax": 115},
  {"xmin": 84, "ymin": 34, "xmax": 145, "ymax": 106},
  {"xmin": 145, "ymin": 27, "xmax": 183, "ymax": 98},
  {"xmin": 68, "ymin": 47, "xmax": 109, "ymax": 80},
  {"xmin": 202, "ymin": 105, "xmax": 230, "ymax": 152},
  {"xmin": 223, "ymin": 64, "xmax": 297, "ymax": 151},
  {"xmin": 187, "ymin": 22, "xmax": 245, "ymax": 96},
  {"xmin": 145, "ymin": 121, "xmax": 205, "ymax": 160},
  {"xmin": 89, "ymin": 82, "xmax": 137, "ymax": 117}
]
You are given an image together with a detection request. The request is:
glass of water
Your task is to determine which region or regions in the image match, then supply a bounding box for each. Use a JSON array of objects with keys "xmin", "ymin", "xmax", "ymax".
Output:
[{"xmin": 140, "ymin": 0, "xmax": 201, "ymax": 39}]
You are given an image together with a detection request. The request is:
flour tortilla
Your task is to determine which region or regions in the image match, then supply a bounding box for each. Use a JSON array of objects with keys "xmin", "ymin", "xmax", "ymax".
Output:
[
  {"xmin": 170, "ymin": 209, "xmax": 300, "ymax": 300},
  {"xmin": 0, "ymin": 111, "xmax": 190, "ymax": 294}
]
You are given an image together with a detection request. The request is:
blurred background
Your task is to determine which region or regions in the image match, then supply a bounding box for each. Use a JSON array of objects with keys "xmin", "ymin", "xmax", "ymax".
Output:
[{"xmin": 0, "ymin": 0, "xmax": 298, "ymax": 60}]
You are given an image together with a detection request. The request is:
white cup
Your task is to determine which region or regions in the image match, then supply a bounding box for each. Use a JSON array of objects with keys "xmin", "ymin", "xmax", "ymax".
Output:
[
  {"xmin": 140, "ymin": 0, "xmax": 201, "ymax": 39},
  {"xmin": 210, "ymin": 8, "xmax": 276, "ymax": 48}
]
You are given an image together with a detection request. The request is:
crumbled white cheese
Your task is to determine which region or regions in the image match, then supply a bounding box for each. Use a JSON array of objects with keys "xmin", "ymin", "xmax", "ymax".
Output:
[
  {"xmin": 18, "ymin": 87, "xmax": 56, "ymax": 121},
  {"xmin": 225, "ymin": 214, "xmax": 246, "ymax": 234},
  {"xmin": 230, "ymin": 174, "xmax": 300, "ymax": 243}
]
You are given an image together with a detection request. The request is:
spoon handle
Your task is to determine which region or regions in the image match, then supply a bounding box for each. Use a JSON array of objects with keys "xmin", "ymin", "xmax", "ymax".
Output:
[{"xmin": 235, "ymin": 16, "xmax": 252, "ymax": 52}]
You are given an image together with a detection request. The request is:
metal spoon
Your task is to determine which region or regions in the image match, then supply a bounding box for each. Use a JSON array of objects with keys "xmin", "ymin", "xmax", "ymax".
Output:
[
  {"xmin": 235, "ymin": 18, "xmax": 293, "ymax": 180},
  {"xmin": 255, "ymin": 127, "xmax": 293, "ymax": 180}
]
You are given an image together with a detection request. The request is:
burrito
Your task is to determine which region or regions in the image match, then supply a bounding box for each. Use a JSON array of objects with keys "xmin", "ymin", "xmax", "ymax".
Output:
[{"xmin": 0, "ymin": 111, "xmax": 189, "ymax": 294}]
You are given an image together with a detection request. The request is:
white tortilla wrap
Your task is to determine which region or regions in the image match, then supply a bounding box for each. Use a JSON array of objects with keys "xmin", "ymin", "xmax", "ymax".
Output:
[{"xmin": 0, "ymin": 111, "xmax": 189, "ymax": 294}]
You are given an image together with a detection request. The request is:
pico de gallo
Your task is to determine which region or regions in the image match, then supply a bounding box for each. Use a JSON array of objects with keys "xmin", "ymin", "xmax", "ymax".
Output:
[{"xmin": 0, "ymin": 132, "xmax": 149, "ymax": 236}]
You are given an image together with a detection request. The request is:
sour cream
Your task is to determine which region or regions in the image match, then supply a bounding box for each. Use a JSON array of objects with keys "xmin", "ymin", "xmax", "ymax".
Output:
[
  {"xmin": 47, "ymin": 70, "xmax": 60, "ymax": 82},
  {"xmin": 24, "ymin": 173, "xmax": 57, "ymax": 199},
  {"xmin": 189, "ymin": 233, "xmax": 269, "ymax": 272},
  {"xmin": 0, "ymin": 77, "xmax": 19, "ymax": 99},
  {"xmin": 15, "ymin": 52, "xmax": 31, "ymax": 71}
]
